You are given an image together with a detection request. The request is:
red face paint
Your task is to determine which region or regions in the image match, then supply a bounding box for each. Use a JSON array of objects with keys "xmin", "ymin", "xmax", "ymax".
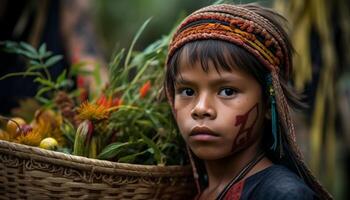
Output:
[{"xmin": 231, "ymin": 103, "xmax": 259, "ymax": 152}]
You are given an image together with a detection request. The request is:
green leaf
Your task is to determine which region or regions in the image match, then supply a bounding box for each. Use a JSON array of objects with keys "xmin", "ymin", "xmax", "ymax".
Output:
[
  {"xmin": 0, "ymin": 71, "xmax": 41, "ymax": 80},
  {"xmin": 124, "ymin": 18, "xmax": 152, "ymax": 68},
  {"xmin": 138, "ymin": 132, "xmax": 162, "ymax": 164},
  {"xmin": 98, "ymin": 142, "xmax": 131, "ymax": 160},
  {"xmin": 56, "ymin": 70, "xmax": 67, "ymax": 84},
  {"xmin": 118, "ymin": 149, "xmax": 148, "ymax": 163},
  {"xmin": 213, "ymin": 0, "xmax": 226, "ymax": 5},
  {"xmin": 38, "ymin": 43, "xmax": 47, "ymax": 57},
  {"xmin": 35, "ymin": 87, "xmax": 52, "ymax": 98},
  {"xmin": 145, "ymin": 109, "xmax": 162, "ymax": 128},
  {"xmin": 130, "ymin": 58, "xmax": 153, "ymax": 86},
  {"xmin": 109, "ymin": 48, "xmax": 125, "ymax": 72},
  {"xmin": 135, "ymin": 120, "xmax": 153, "ymax": 127},
  {"xmin": 1, "ymin": 40, "xmax": 17, "ymax": 50},
  {"xmin": 36, "ymin": 96, "xmax": 50, "ymax": 104},
  {"xmin": 16, "ymin": 49, "xmax": 38, "ymax": 59},
  {"xmin": 34, "ymin": 77, "xmax": 55, "ymax": 88},
  {"xmin": 118, "ymin": 154, "xmax": 138, "ymax": 163},
  {"xmin": 108, "ymin": 48, "xmax": 125, "ymax": 89},
  {"xmin": 29, "ymin": 60, "xmax": 41, "ymax": 66},
  {"xmin": 121, "ymin": 58, "xmax": 154, "ymax": 101},
  {"xmin": 25, "ymin": 64, "xmax": 47, "ymax": 72},
  {"xmin": 0, "ymin": 40, "xmax": 20, "ymax": 53},
  {"xmin": 57, "ymin": 147, "xmax": 72, "ymax": 154},
  {"xmin": 43, "ymin": 51, "xmax": 53, "ymax": 59},
  {"xmin": 61, "ymin": 120, "xmax": 76, "ymax": 144},
  {"xmin": 143, "ymin": 39, "xmax": 162, "ymax": 55},
  {"xmin": 92, "ymin": 62, "xmax": 102, "ymax": 87},
  {"xmin": 56, "ymin": 79, "xmax": 73, "ymax": 89},
  {"xmin": 19, "ymin": 42, "xmax": 37, "ymax": 55},
  {"xmin": 44, "ymin": 55, "xmax": 63, "ymax": 67},
  {"xmin": 160, "ymin": 143, "xmax": 178, "ymax": 151}
]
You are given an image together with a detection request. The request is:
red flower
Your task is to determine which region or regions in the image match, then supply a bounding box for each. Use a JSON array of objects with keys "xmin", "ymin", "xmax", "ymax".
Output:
[
  {"xmin": 112, "ymin": 98, "xmax": 122, "ymax": 107},
  {"xmin": 97, "ymin": 95, "xmax": 107, "ymax": 106},
  {"xmin": 97, "ymin": 95, "xmax": 122, "ymax": 108},
  {"xmin": 139, "ymin": 81, "xmax": 151, "ymax": 98},
  {"xmin": 77, "ymin": 76, "xmax": 85, "ymax": 88}
]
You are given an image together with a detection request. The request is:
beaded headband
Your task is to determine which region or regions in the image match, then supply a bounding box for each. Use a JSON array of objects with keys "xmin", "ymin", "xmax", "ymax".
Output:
[
  {"xmin": 167, "ymin": 4, "xmax": 291, "ymax": 79},
  {"xmin": 166, "ymin": 4, "xmax": 296, "ymax": 143}
]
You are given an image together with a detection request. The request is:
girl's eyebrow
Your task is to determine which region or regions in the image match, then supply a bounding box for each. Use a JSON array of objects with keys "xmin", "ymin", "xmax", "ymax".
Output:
[{"xmin": 175, "ymin": 78, "xmax": 192, "ymax": 85}]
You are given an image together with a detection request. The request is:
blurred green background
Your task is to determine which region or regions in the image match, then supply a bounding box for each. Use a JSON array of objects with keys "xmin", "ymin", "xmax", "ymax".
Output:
[{"xmin": 92, "ymin": 0, "xmax": 273, "ymax": 57}]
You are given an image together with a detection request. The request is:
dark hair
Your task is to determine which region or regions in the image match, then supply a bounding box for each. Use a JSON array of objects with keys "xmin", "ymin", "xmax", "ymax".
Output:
[
  {"xmin": 166, "ymin": 39, "xmax": 269, "ymax": 100},
  {"xmin": 164, "ymin": 4, "xmax": 331, "ymax": 199}
]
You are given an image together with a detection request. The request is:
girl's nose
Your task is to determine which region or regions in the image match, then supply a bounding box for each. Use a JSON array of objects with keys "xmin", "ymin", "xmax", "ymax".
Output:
[{"xmin": 191, "ymin": 94, "xmax": 216, "ymax": 120}]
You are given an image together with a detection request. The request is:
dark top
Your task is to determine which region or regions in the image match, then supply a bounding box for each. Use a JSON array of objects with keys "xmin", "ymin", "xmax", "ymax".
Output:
[{"xmin": 224, "ymin": 165, "xmax": 317, "ymax": 200}]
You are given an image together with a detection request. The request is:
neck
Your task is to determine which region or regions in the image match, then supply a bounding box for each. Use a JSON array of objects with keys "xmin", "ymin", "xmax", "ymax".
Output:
[{"xmin": 202, "ymin": 140, "xmax": 273, "ymax": 198}]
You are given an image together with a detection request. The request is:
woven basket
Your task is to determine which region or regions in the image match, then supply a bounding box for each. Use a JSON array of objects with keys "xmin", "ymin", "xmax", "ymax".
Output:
[{"xmin": 0, "ymin": 140, "xmax": 196, "ymax": 200}]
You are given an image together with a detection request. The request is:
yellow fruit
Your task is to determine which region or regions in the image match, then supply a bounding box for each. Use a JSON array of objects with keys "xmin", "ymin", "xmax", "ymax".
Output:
[
  {"xmin": 0, "ymin": 129, "xmax": 10, "ymax": 141},
  {"xmin": 6, "ymin": 117, "xmax": 26, "ymax": 137},
  {"xmin": 39, "ymin": 137, "xmax": 58, "ymax": 150}
]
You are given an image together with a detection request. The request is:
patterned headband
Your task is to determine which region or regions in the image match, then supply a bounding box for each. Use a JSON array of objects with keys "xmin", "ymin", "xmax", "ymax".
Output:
[
  {"xmin": 166, "ymin": 3, "xmax": 296, "ymax": 143},
  {"xmin": 167, "ymin": 4, "xmax": 291, "ymax": 80}
]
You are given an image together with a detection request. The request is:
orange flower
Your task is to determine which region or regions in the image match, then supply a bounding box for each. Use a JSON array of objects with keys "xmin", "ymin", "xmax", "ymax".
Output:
[
  {"xmin": 139, "ymin": 81, "xmax": 151, "ymax": 98},
  {"xmin": 77, "ymin": 101, "xmax": 110, "ymax": 121}
]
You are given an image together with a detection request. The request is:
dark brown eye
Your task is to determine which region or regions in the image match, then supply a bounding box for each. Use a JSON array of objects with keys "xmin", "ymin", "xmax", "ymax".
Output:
[
  {"xmin": 181, "ymin": 88, "xmax": 195, "ymax": 96},
  {"xmin": 218, "ymin": 88, "xmax": 237, "ymax": 97}
]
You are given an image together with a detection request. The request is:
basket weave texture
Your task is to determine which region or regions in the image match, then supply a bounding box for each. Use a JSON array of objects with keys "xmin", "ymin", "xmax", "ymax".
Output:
[{"xmin": 0, "ymin": 140, "xmax": 196, "ymax": 200}]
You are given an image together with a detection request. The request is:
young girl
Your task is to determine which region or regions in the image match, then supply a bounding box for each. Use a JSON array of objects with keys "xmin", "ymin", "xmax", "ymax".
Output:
[{"xmin": 164, "ymin": 3, "xmax": 332, "ymax": 200}]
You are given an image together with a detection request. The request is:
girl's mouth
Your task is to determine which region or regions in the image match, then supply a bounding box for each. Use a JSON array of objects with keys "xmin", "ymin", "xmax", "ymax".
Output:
[{"xmin": 189, "ymin": 126, "xmax": 220, "ymax": 141}]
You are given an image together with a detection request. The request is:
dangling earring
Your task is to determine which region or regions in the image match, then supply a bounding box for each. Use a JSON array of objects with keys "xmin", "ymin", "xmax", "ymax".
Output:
[{"xmin": 266, "ymin": 75, "xmax": 281, "ymax": 155}]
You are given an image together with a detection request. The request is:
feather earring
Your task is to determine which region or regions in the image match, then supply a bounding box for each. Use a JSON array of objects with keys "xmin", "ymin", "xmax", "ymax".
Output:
[{"xmin": 267, "ymin": 75, "xmax": 280, "ymax": 154}]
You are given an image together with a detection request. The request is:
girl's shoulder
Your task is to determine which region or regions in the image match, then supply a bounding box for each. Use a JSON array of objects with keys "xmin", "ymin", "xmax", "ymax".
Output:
[
  {"xmin": 227, "ymin": 165, "xmax": 317, "ymax": 200},
  {"xmin": 246, "ymin": 165, "xmax": 316, "ymax": 199}
]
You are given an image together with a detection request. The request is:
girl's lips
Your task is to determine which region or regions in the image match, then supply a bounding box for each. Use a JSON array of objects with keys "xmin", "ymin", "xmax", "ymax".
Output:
[
  {"xmin": 189, "ymin": 126, "xmax": 220, "ymax": 141},
  {"xmin": 190, "ymin": 126, "xmax": 219, "ymax": 136}
]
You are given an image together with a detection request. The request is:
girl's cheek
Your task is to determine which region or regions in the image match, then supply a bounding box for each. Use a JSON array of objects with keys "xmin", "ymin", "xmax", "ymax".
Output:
[{"xmin": 231, "ymin": 103, "xmax": 259, "ymax": 152}]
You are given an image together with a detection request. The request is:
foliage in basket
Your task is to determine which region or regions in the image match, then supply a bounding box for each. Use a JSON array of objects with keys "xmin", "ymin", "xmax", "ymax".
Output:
[{"xmin": 0, "ymin": 19, "xmax": 187, "ymax": 166}]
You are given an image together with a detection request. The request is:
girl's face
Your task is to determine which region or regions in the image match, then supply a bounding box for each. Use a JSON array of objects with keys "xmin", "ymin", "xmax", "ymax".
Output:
[{"xmin": 174, "ymin": 59, "xmax": 266, "ymax": 160}]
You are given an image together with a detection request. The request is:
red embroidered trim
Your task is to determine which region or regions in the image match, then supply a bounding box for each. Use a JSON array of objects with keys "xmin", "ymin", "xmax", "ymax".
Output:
[
  {"xmin": 169, "ymin": 23, "xmax": 279, "ymax": 72},
  {"xmin": 224, "ymin": 180, "xmax": 245, "ymax": 200}
]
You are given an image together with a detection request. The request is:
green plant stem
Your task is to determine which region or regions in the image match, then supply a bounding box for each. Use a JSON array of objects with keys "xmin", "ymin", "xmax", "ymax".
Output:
[
  {"xmin": 0, "ymin": 72, "xmax": 43, "ymax": 81},
  {"xmin": 40, "ymin": 58, "xmax": 51, "ymax": 82},
  {"xmin": 124, "ymin": 18, "xmax": 152, "ymax": 69}
]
